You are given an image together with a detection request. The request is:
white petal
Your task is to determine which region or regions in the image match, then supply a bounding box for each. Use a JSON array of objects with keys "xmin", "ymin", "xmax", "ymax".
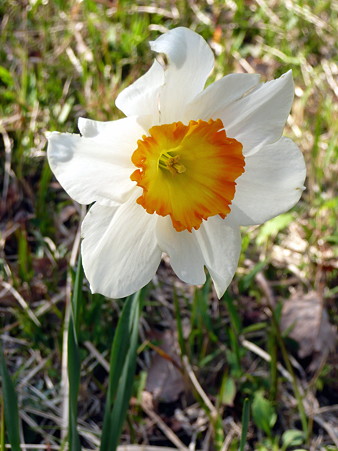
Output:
[
  {"xmin": 115, "ymin": 60, "xmax": 164, "ymax": 119},
  {"xmin": 156, "ymin": 216, "xmax": 206, "ymax": 285},
  {"xmin": 150, "ymin": 27, "xmax": 214, "ymax": 123},
  {"xmin": 184, "ymin": 73, "xmax": 261, "ymax": 121},
  {"xmin": 230, "ymin": 137, "xmax": 306, "ymax": 226},
  {"xmin": 220, "ymin": 71, "xmax": 294, "ymax": 154},
  {"xmin": 78, "ymin": 115, "xmax": 149, "ymax": 148},
  {"xmin": 47, "ymin": 116, "xmax": 144, "ymax": 205},
  {"xmin": 195, "ymin": 217, "xmax": 241, "ymax": 299},
  {"xmin": 81, "ymin": 199, "xmax": 162, "ymax": 298}
]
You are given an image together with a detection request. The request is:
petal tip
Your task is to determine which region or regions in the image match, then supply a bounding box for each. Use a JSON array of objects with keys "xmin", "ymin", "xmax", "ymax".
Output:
[
  {"xmin": 77, "ymin": 116, "xmax": 86, "ymax": 130},
  {"xmin": 46, "ymin": 130, "xmax": 62, "ymax": 141},
  {"xmin": 215, "ymin": 286, "xmax": 226, "ymax": 300},
  {"xmin": 280, "ymin": 69, "xmax": 294, "ymax": 88},
  {"xmin": 78, "ymin": 117, "xmax": 99, "ymax": 138}
]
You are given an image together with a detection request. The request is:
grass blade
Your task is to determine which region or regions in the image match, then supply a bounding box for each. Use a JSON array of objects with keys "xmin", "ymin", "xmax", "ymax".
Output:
[
  {"xmin": 100, "ymin": 290, "xmax": 143, "ymax": 451},
  {"xmin": 70, "ymin": 255, "xmax": 84, "ymax": 331},
  {"xmin": 223, "ymin": 292, "xmax": 242, "ymax": 335},
  {"xmin": 68, "ymin": 316, "xmax": 81, "ymax": 451},
  {"xmin": 239, "ymin": 398, "xmax": 250, "ymax": 451},
  {"xmin": 104, "ymin": 292, "xmax": 139, "ymax": 408},
  {"xmin": 1, "ymin": 399, "xmax": 5, "ymax": 451},
  {"xmin": 0, "ymin": 344, "xmax": 21, "ymax": 451},
  {"xmin": 68, "ymin": 256, "xmax": 84, "ymax": 451}
]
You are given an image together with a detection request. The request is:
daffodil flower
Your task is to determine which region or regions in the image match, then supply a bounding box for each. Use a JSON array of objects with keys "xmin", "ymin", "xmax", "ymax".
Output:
[{"xmin": 47, "ymin": 27, "xmax": 306, "ymax": 299}]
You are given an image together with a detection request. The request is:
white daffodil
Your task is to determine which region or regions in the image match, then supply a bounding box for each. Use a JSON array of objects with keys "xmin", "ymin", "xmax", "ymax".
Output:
[{"xmin": 47, "ymin": 27, "xmax": 306, "ymax": 299}]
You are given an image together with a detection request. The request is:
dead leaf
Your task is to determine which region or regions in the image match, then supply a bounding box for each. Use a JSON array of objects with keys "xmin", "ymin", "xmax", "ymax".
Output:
[
  {"xmin": 281, "ymin": 291, "xmax": 337, "ymax": 370},
  {"xmin": 145, "ymin": 329, "xmax": 185, "ymax": 403}
]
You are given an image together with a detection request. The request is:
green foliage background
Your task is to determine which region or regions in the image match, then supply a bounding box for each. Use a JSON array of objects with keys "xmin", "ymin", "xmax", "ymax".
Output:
[{"xmin": 0, "ymin": 0, "xmax": 337, "ymax": 449}]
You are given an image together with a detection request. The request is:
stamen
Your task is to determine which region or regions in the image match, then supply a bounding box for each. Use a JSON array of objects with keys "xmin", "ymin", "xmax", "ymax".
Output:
[{"xmin": 158, "ymin": 151, "xmax": 186, "ymax": 175}]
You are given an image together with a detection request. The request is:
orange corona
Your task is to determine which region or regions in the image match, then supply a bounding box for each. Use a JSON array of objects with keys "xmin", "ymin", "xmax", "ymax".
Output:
[{"xmin": 130, "ymin": 119, "xmax": 245, "ymax": 232}]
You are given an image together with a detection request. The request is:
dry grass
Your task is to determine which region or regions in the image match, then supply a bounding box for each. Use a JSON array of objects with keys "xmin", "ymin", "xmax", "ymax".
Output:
[{"xmin": 0, "ymin": 0, "xmax": 337, "ymax": 449}]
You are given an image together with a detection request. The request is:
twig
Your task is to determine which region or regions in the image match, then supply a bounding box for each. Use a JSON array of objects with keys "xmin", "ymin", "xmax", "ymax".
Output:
[
  {"xmin": 34, "ymin": 290, "xmax": 66, "ymax": 317},
  {"xmin": 19, "ymin": 411, "xmax": 58, "ymax": 446},
  {"xmin": 84, "ymin": 341, "xmax": 109, "ymax": 372},
  {"xmin": 240, "ymin": 338, "xmax": 294, "ymax": 385},
  {"xmin": 255, "ymin": 272, "xmax": 275, "ymax": 307},
  {"xmin": 316, "ymin": 404, "xmax": 338, "ymax": 414},
  {"xmin": 1, "ymin": 281, "xmax": 41, "ymax": 327},
  {"xmin": 322, "ymin": 60, "xmax": 338, "ymax": 97},
  {"xmin": 0, "ymin": 124, "xmax": 13, "ymax": 201},
  {"xmin": 220, "ymin": 424, "xmax": 237, "ymax": 451},
  {"xmin": 182, "ymin": 356, "xmax": 217, "ymax": 419},
  {"xmin": 141, "ymin": 401, "xmax": 189, "ymax": 450},
  {"xmin": 313, "ymin": 415, "xmax": 338, "ymax": 447},
  {"xmin": 4, "ymin": 446, "xmax": 95, "ymax": 450},
  {"xmin": 18, "ymin": 355, "xmax": 50, "ymax": 389}
]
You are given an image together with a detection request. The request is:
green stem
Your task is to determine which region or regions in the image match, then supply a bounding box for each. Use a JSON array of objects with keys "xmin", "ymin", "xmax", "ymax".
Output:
[
  {"xmin": 268, "ymin": 324, "xmax": 278, "ymax": 401},
  {"xmin": 239, "ymin": 398, "xmax": 250, "ymax": 451}
]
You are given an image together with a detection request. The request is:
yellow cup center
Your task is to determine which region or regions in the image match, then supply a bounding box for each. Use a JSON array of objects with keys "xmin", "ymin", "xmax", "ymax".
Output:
[{"xmin": 130, "ymin": 119, "xmax": 245, "ymax": 232}]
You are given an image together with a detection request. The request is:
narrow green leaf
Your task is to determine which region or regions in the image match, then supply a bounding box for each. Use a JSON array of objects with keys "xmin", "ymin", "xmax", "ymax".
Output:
[
  {"xmin": 268, "ymin": 317, "xmax": 278, "ymax": 402},
  {"xmin": 0, "ymin": 344, "xmax": 21, "ymax": 451},
  {"xmin": 228, "ymin": 327, "xmax": 241, "ymax": 378},
  {"xmin": 71, "ymin": 257, "xmax": 84, "ymax": 330},
  {"xmin": 108, "ymin": 303, "xmax": 140, "ymax": 450},
  {"xmin": 239, "ymin": 260, "xmax": 267, "ymax": 292},
  {"xmin": 223, "ymin": 292, "xmax": 242, "ymax": 334},
  {"xmin": 68, "ymin": 317, "xmax": 81, "ymax": 451},
  {"xmin": 100, "ymin": 290, "xmax": 143, "ymax": 451},
  {"xmin": 104, "ymin": 295, "xmax": 135, "ymax": 406},
  {"xmin": 239, "ymin": 398, "xmax": 250, "ymax": 451},
  {"xmin": 1, "ymin": 398, "xmax": 5, "ymax": 451},
  {"xmin": 256, "ymin": 213, "xmax": 294, "ymax": 245},
  {"xmin": 67, "ymin": 255, "xmax": 84, "ymax": 451},
  {"xmin": 194, "ymin": 280, "xmax": 217, "ymax": 342},
  {"xmin": 242, "ymin": 322, "xmax": 267, "ymax": 335}
]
